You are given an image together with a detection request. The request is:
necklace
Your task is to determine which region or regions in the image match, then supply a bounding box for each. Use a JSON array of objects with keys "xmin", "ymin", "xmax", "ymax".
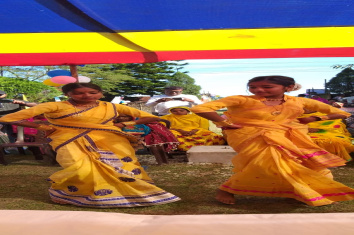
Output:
[
  {"xmin": 69, "ymin": 99, "xmax": 99, "ymax": 108},
  {"xmin": 261, "ymin": 100, "xmax": 284, "ymax": 115},
  {"xmin": 259, "ymin": 97, "xmax": 284, "ymax": 115},
  {"xmin": 68, "ymin": 99, "xmax": 99, "ymax": 117},
  {"xmin": 270, "ymin": 104, "xmax": 283, "ymax": 116},
  {"xmin": 266, "ymin": 98, "xmax": 284, "ymax": 101}
]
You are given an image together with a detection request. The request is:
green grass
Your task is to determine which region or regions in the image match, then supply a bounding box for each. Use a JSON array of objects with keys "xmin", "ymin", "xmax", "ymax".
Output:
[{"xmin": 1, "ymin": 154, "xmax": 354, "ymax": 214}]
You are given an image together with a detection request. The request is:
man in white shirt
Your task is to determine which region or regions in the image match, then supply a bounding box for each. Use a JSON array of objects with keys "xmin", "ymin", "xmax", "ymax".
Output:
[{"xmin": 146, "ymin": 86, "xmax": 203, "ymax": 116}]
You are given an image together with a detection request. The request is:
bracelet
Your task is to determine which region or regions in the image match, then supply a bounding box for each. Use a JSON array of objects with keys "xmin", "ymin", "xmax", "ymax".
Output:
[
  {"xmin": 37, "ymin": 124, "xmax": 55, "ymax": 131},
  {"xmin": 319, "ymin": 115, "xmax": 330, "ymax": 121},
  {"xmin": 213, "ymin": 119, "xmax": 234, "ymax": 127},
  {"xmin": 121, "ymin": 121, "xmax": 137, "ymax": 126}
]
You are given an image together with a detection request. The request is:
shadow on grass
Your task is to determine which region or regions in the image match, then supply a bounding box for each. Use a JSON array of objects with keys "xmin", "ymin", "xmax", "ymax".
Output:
[{"xmin": 1, "ymin": 152, "xmax": 59, "ymax": 166}]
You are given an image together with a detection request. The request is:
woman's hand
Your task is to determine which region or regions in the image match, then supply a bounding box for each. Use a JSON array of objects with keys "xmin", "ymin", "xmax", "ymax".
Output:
[
  {"xmin": 12, "ymin": 100, "xmax": 37, "ymax": 107},
  {"xmin": 220, "ymin": 124, "xmax": 242, "ymax": 130},
  {"xmin": 298, "ymin": 117, "xmax": 318, "ymax": 124},
  {"xmin": 44, "ymin": 128, "xmax": 56, "ymax": 137},
  {"xmin": 114, "ymin": 123, "xmax": 125, "ymax": 128},
  {"xmin": 182, "ymin": 129, "xmax": 198, "ymax": 136},
  {"xmin": 299, "ymin": 114, "xmax": 347, "ymax": 124},
  {"xmin": 189, "ymin": 129, "xmax": 198, "ymax": 135},
  {"xmin": 12, "ymin": 100, "xmax": 26, "ymax": 105}
]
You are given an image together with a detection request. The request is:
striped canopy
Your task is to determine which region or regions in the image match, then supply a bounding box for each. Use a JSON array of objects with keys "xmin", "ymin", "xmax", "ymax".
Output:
[{"xmin": 1, "ymin": 0, "xmax": 354, "ymax": 66}]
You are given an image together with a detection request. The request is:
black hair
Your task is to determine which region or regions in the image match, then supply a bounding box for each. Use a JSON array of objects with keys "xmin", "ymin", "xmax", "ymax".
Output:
[
  {"xmin": 62, "ymin": 83, "xmax": 103, "ymax": 94},
  {"xmin": 247, "ymin": 75, "xmax": 295, "ymax": 87},
  {"xmin": 165, "ymin": 86, "xmax": 183, "ymax": 90}
]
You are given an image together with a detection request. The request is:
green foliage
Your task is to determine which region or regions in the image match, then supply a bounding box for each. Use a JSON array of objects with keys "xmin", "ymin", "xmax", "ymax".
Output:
[
  {"xmin": 0, "ymin": 61, "xmax": 197, "ymax": 101},
  {"xmin": 0, "ymin": 77, "xmax": 62, "ymax": 102},
  {"xmin": 166, "ymin": 60, "xmax": 190, "ymax": 73},
  {"xmin": 77, "ymin": 64, "xmax": 134, "ymax": 101},
  {"xmin": 332, "ymin": 64, "xmax": 354, "ymax": 69},
  {"xmin": 110, "ymin": 62, "xmax": 176, "ymax": 96},
  {"xmin": 326, "ymin": 68, "xmax": 354, "ymax": 95},
  {"xmin": 0, "ymin": 66, "xmax": 64, "ymax": 81},
  {"xmin": 75, "ymin": 62, "xmax": 194, "ymax": 99},
  {"xmin": 167, "ymin": 72, "xmax": 201, "ymax": 96}
]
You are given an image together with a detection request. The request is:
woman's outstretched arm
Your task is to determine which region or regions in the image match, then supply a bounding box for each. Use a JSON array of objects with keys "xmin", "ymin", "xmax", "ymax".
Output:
[
  {"xmin": 193, "ymin": 112, "xmax": 225, "ymax": 122},
  {"xmin": 194, "ymin": 112, "xmax": 242, "ymax": 129}
]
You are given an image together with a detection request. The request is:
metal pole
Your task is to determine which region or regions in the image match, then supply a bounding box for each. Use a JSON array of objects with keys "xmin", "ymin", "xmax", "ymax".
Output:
[{"xmin": 70, "ymin": 65, "xmax": 78, "ymax": 82}]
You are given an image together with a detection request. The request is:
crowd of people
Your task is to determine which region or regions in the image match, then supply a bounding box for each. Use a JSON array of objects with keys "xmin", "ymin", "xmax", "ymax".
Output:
[{"xmin": 0, "ymin": 77, "xmax": 354, "ymax": 208}]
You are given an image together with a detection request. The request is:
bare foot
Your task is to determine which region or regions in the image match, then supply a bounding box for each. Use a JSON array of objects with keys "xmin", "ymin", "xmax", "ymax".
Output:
[{"xmin": 215, "ymin": 189, "xmax": 235, "ymax": 205}]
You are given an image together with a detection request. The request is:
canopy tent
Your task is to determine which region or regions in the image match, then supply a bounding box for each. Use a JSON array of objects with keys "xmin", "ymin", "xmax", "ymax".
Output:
[{"xmin": 1, "ymin": 0, "xmax": 354, "ymax": 66}]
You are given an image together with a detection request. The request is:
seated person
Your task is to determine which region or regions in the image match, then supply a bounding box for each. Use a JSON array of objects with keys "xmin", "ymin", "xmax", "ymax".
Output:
[
  {"xmin": 145, "ymin": 86, "xmax": 203, "ymax": 116},
  {"xmin": 143, "ymin": 121, "xmax": 179, "ymax": 151},
  {"xmin": 328, "ymin": 99, "xmax": 344, "ymax": 109},
  {"xmin": 11, "ymin": 114, "xmax": 49, "ymax": 160},
  {"xmin": 0, "ymin": 124, "xmax": 9, "ymax": 144},
  {"xmin": 311, "ymin": 95, "xmax": 329, "ymax": 104},
  {"xmin": 161, "ymin": 107, "xmax": 225, "ymax": 151},
  {"xmin": 114, "ymin": 114, "xmax": 151, "ymax": 136},
  {"xmin": 114, "ymin": 114, "xmax": 179, "ymax": 164},
  {"xmin": 300, "ymin": 110, "xmax": 354, "ymax": 161},
  {"xmin": 0, "ymin": 98, "xmax": 37, "ymax": 143}
]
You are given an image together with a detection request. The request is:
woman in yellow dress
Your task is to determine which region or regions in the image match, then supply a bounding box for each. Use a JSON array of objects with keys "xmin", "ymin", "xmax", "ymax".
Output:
[
  {"xmin": 190, "ymin": 75, "xmax": 354, "ymax": 206},
  {"xmin": 301, "ymin": 111, "xmax": 354, "ymax": 161},
  {"xmin": 0, "ymin": 83, "xmax": 180, "ymax": 207},
  {"xmin": 161, "ymin": 107, "xmax": 225, "ymax": 151}
]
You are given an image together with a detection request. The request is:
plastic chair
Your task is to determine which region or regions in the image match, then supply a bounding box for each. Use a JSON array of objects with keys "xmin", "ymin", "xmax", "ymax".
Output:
[{"xmin": 0, "ymin": 126, "xmax": 56, "ymax": 165}]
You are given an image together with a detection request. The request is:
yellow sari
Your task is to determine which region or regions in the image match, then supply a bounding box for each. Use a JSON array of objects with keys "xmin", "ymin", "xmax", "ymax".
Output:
[
  {"xmin": 0, "ymin": 101, "xmax": 180, "ymax": 207},
  {"xmin": 191, "ymin": 95, "xmax": 354, "ymax": 206},
  {"xmin": 161, "ymin": 111, "xmax": 225, "ymax": 151},
  {"xmin": 300, "ymin": 112, "xmax": 353, "ymax": 161}
]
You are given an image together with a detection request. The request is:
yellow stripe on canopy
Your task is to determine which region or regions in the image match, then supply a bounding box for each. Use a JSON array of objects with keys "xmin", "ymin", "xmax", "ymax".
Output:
[{"xmin": 2, "ymin": 26, "xmax": 354, "ymax": 53}]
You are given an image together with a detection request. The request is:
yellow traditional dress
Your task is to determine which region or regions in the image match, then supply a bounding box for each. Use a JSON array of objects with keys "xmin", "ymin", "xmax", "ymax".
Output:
[
  {"xmin": 161, "ymin": 110, "xmax": 225, "ymax": 151},
  {"xmin": 191, "ymin": 95, "xmax": 354, "ymax": 206},
  {"xmin": 300, "ymin": 112, "xmax": 354, "ymax": 161},
  {"xmin": 0, "ymin": 101, "xmax": 180, "ymax": 207}
]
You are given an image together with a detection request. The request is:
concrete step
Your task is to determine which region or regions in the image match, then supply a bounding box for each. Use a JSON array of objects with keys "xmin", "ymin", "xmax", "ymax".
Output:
[{"xmin": 186, "ymin": 145, "xmax": 237, "ymax": 164}]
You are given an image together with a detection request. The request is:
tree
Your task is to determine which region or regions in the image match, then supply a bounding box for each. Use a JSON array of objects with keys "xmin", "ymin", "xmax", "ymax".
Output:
[
  {"xmin": 0, "ymin": 66, "xmax": 63, "ymax": 81},
  {"xmin": 0, "ymin": 77, "xmax": 62, "ymax": 102},
  {"xmin": 0, "ymin": 61, "xmax": 191, "ymax": 100},
  {"xmin": 332, "ymin": 64, "xmax": 354, "ymax": 69},
  {"xmin": 78, "ymin": 62, "xmax": 192, "ymax": 98},
  {"xmin": 167, "ymin": 61, "xmax": 189, "ymax": 73},
  {"xmin": 76, "ymin": 64, "xmax": 134, "ymax": 101},
  {"xmin": 326, "ymin": 68, "xmax": 354, "ymax": 95},
  {"xmin": 110, "ymin": 62, "xmax": 178, "ymax": 96},
  {"xmin": 166, "ymin": 72, "xmax": 201, "ymax": 96}
]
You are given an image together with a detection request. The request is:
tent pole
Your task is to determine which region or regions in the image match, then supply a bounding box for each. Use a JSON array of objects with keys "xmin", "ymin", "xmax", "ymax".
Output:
[{"xmin": 70, "ymin": 65, "xmax": 78, "ymax": 82}]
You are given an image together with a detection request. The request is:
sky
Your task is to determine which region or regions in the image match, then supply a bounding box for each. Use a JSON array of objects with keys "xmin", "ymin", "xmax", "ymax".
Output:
[{"xmin": 183, "ymin": 57, "xmax": 354, "ymax": 97}]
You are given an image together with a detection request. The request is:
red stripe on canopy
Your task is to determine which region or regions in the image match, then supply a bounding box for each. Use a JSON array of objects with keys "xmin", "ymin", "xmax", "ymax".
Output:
[{"xmin": 1, "ymin": 47, "xmax": 354, "ymax": 66}]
